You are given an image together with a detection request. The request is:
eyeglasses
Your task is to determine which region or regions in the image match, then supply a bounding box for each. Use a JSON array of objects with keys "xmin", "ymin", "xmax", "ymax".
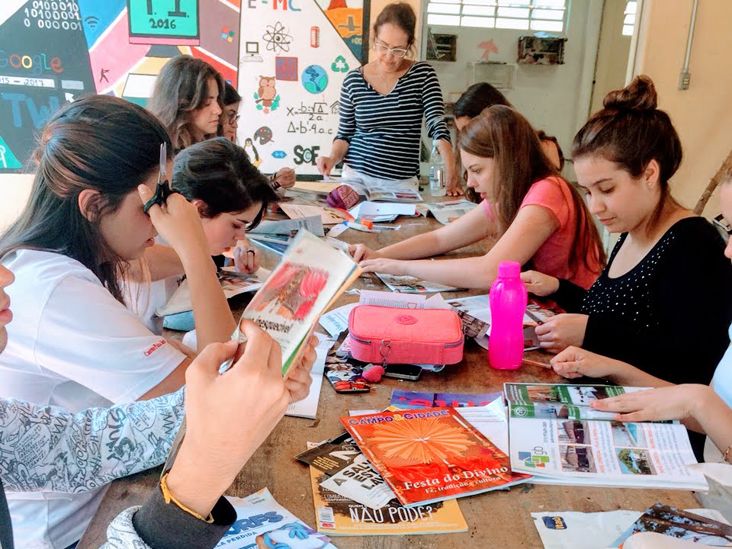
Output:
[
  {"xmin": 374, "ymin": 39, "xmax": 409, "ymax": 58},
  {"xmin": 143, "ymin": 143, "xmax": 179, "ymax": 214},
  {"xmin": 226, "ymin": 111, "xmax": 240, "ymax": 125}
]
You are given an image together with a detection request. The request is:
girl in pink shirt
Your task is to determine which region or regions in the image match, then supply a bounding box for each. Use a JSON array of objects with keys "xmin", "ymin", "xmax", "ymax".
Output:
[{"xmin": 353, "ymin": 105, "xmax": 605, "ymax": 290}]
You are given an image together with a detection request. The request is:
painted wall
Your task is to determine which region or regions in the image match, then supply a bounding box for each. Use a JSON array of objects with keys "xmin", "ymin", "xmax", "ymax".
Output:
[
  {"xmin": 633, "ymin": 0, "xmax": 732, "ymax": 216},
  {"xmin": 589, "ymin": 0, "xmax": 632, "ymax": 114},
  {"xmin": 426, "ymin": 0, "xmax": 603, "ymax": 158}
]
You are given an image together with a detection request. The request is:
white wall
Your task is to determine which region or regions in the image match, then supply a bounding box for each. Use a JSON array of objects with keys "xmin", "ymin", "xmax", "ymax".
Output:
[
  {"xmin": 426, "ymin": 0, "xmax": 603, "ymax": 159},
  {"xmin": 0, "ymin": 174, "xmax": 33, "ymax": 231}
]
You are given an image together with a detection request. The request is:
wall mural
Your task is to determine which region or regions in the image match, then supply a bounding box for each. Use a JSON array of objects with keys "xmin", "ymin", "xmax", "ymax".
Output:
[
  {"xmin": 0, "ymin": 0, "xmax": 240, "ymax": 173},
  {"xmin": 238, "ymin": 0, "xmax": 368, "ymax": 177}
]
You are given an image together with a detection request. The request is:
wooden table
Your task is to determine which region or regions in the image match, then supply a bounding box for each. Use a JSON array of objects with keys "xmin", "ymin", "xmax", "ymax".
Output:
[{"xmin": 79, "ymin": 205, "xmax": 700, "ymax": 547}]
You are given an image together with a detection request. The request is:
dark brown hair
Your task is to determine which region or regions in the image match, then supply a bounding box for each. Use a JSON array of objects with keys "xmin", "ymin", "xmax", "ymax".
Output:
[
  {"xmin": 373, "ymin": 2, "xmax": 416, "ymax": 48},
  {"xmin": 460, "ymin": 105, "xmax": 605, "ymax": 275},
  {"xmin": 0, "ymin": 96, "xmax": 171, "ymax": 302},
  {"xmin": 537, "ymin": 130, "xmax": 565, "ymax": 171},
  {"xmin": 173, "ymin": 137, "xmax": 277, "ymax": 227},
  {"xmin": 148, "ymin": 55, "xmax": 225, "ymax": 151},
  {"xmin": 572, "ymin": 75, "xmax": 682, "ymax": 232}
]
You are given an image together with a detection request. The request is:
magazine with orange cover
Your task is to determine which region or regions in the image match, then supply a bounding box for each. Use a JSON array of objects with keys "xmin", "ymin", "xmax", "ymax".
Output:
[
  {"xmin": 308, "ymin": 466, "xmax": 468, "ymax": 535},
  {"xmin": 341, "ymin": 407, "xmax": 530, "ymax": 507}
]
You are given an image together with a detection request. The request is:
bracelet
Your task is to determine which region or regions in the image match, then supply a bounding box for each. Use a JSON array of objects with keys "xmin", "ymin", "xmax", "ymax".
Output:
[
  {"xmin": 160, "ymin": 471, "xmax": 214, "ymax": 524},
  {"xmin": 724, "ymin": 445, "xmax": 732, "ymax": 464}
]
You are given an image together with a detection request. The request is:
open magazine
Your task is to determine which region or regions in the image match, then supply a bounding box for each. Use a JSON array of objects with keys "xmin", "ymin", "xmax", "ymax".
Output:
[
  {"xmin": 505, "ymin": 383, "xmax": 708, "ymax": 490},
  {"xmin": 424, "ymin": 200, "xmax": 478, "ymax": 225},
  {"xmin": 156, "ymin": 267, "xmax": 270, "ymax": 317},
  {"xmin": 340, "ymin": 179, "xmax": 423, "ymax": 203}
]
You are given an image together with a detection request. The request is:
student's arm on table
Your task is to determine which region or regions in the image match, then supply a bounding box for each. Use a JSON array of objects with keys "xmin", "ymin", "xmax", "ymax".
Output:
[
  {"xmin": 550, "ymin": 346, "xmax": 674, "ymax": 387},
  {"xmin": 592, "ymin": 383, "xmax": 732, "ymax": 455},
  {"xmin": 351, "ymin": 203, "xmax": 493, "ymax": 262},
  {"xmin": 102, "ymin": 325, "xmax": 316, "ymax": 549},
  {"xmin": 126, "ymin": 245, "xmax": 185, "ymax": 283},
  {"xmin": 138, "ymin": 186, "xmax": 235, "ymax": 352},
  {"xmin": 359, "ymin": 204, "xmax": 557, "ymax": 290},
  {"xmin": 0, "ymin": 390, "xmax": 185, "ymax": 494}
]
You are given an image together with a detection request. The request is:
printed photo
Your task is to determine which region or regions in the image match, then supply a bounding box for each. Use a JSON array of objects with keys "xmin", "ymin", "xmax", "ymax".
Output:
[
  {"xmin": 611, "ymin": 422, "xmax": 648, "ymax": 448},
  {"xmin": 249, "ymin": 261, "xmax": 329, "ymax": 322},
  {"xmin": 525, "ymin": 385, "xmax": 562, "ymax": 403},
  {"xmin": 617, "ymin": 448, "xmax": 656, "ymax": 475},
  {"xmin": 565, "ymin": 385, "xmax": 613, "ymax": 405},
  {"xmin": 558, "ymin": 420, "xmax": 589, "ymax": 445},
  {"xmin": 559, "ymin": 445, "xmax": 596, "ymax": 473},
  {"xmin": 218, "ymin": 270, "xmax": 263, "ymax": 293}
]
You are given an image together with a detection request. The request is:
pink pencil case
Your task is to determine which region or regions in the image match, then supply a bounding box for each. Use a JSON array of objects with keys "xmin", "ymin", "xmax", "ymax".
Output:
[{"xmin": 347, "ymin": 305, "xmax": 464, "ymax": 365}]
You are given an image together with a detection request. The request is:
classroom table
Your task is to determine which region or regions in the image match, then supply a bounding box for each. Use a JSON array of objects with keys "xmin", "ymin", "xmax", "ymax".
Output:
[{"xmin": 78, "ymin": 200, "xmax": 700, "ymax": 548}]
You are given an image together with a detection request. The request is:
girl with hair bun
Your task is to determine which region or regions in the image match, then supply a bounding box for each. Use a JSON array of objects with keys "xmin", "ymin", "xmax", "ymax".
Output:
[{"xmin": 525, "ymin": 76, "xmax": 732, "ymax": 395}]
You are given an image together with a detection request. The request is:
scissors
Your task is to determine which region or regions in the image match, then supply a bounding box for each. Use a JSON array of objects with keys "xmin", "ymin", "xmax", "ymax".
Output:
[{"xmin": 143, "ymin": 142, "xmax": 178, "ymax": 214}]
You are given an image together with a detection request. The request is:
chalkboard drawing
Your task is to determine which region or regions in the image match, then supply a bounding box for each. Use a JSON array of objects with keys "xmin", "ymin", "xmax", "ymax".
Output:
[
  {"xmin": 254, "ymin": 76, "xmax": 280, "ymax": 113},
  {"xmin": 221, "ymin": 26, "xmax": 235, "ymax": 43},
  {"xmin": 262, "ymin": 21, "xmax": 292, "ymax": 54},
  {"xmin": 243, "ymin": 138, "xmax": 261, "ymax": 167},
  {"xmin": 330, "ymin": 101, "xmax": 340, "ymax": 115},
  {"xmin": 275, "ymin": 57, "xmax": 298, "ymax": 82},
  {"xmin": 301, "ymin": 65, "xmax": 328, "ymax": 94},
  {"xmin": 241, "ymin": 42, "xmax": 263, "ymax": 63},
  {"xmin": 272, "ymin": 150, "xmax": 287, "ymax": 159},
  {"xmin": 310, "ymin": 26, "xmax": 320, "ymax": 48},
  {"xmin": 330, "ymin": 55, "xmax": 349, "ymax": 73},
  {"xmin": 0, "ymin": 138, "xmax": 22, "ymax": 170},
  {"xmin": 254, "ymin": 127, "xmax": 274, "ymax": 145}
]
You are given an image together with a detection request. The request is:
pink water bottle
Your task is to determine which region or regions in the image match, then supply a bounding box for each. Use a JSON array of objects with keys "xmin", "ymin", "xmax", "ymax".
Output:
[{"xmin": 489, "ymin": 261, "xmax": 527, "ymax": 370}]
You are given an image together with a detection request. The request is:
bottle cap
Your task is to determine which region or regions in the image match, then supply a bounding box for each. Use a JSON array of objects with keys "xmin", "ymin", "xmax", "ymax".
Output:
[{"xmin": 497, "ymin": 260, "xmax": 521, "ymax": 278}]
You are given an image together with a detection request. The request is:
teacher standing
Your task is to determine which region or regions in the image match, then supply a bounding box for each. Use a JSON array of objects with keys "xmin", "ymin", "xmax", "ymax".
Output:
[{"xmin": 317, "ymin": 2, "xmax": 460, "ymax": 195}]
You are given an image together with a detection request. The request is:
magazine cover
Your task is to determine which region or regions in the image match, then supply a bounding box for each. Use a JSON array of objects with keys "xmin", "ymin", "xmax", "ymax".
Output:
[
  {"xmin": 215, "ymin": 488, "xmax": 336, "ymax": 548},
  {"xmin": 504, "ymin": 383, "xmax": 643, "ymax": 421},
  {"xmin": 509, "ymin": 416, "xmax": 707, "ymax": 490},
  {"xmin": 156, "ymin": 267, "xmax": 269, "ymax": 317},
  {"xmin": 309, "ymin": 466, "xmax": 468, "ymax": 536},
  {"xmin": 341, "ymin": 407, "xmax": 530, "ymax": 507},
  {"xmin": 240, "ymin": 230, "xmax": 359, "ymax": 376},
  {"xmin": 612, "ymin": 503, "xmax": 732, "ymax": 546}
]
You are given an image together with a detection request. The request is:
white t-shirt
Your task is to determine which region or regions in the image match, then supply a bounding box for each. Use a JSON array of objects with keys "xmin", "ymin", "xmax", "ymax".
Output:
[
  {"xmin": 124, "ymin": 276, "xmax": 179, "ymax": 334},
  {"xmin": 0, "ymin": 249, "xmax": 186, "ymax": 549},
  {"xmin": 704, "ymin": 323, "xmax": 732, "ymax": 462}
]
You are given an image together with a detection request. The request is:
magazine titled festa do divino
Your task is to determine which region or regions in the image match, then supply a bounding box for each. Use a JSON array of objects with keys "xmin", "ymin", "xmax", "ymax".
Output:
[{"xmin": 341, "ymin": 407, "xmax": 530, "ymax": 507}]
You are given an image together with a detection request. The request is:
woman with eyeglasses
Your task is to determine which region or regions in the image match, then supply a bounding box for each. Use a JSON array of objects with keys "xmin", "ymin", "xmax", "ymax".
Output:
[
  {"xmin": 316, "ymin": 2, "xmax": 461, "ymax": 195},
  {"xmin": 219, "ymin": 82, "xmax": 296, "ymax": 191},
  {"xmin": 127, "ymin": 137, "xmax": 279, "ymax": 334}
]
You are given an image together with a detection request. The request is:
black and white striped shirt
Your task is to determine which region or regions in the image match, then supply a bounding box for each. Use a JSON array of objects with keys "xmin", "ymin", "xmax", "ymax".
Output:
[{"xmin": 335, "ymin": 61, "xmax": 450, "ymax": 181}]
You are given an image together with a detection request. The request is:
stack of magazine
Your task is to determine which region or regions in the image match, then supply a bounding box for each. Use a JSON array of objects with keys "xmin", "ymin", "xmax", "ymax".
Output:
[{"xmin": 504, "ymin": 383, "xmax": 708, "ymax": 490}]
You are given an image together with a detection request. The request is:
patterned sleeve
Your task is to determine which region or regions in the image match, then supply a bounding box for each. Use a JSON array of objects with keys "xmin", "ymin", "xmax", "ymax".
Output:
[
  {"xmin": 0, "ymin": 390, "xmax": 184, "ymax": 493},
  {"xmin": 421, "ymin": 64, "xmax": 450, "ymax": 143},
  {"xmin": 334, "ymin": 72, "xmax": 356, "ymax": 142}
]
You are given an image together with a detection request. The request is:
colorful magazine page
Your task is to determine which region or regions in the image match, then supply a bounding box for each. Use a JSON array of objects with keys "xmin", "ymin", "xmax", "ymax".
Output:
[
  {"xmin": 215, "ymin": 487, "xmax": 336, "ymax": 548},
  {"xmin": 250, "ymin": 236, "xmax": 290, "ymax": 256},
  {"xmin": 426, "ymin": 200, "xmax": 478, "ymax": 225},
  {"xmin": 504, "ymin": 383, "xmax": 645, "ymax": 421},
  {"xmin": 509, "ymin": 416, "xmax": 707, "ymax": 490},
  {"xmin": 239, "ymin": 230, "xmax": 360, "ymax": 376},
  {"xmin": 390, "ymin": 390, "xmax": 501, "ymax": 410},
  {"xmin": 156, "ymin": 267, "xmax": 270, "ymax": 317},
  {"xmin": 319, "ymin": 453, "xmax": 397, "ymax": 510},
  {"xmin": 376, "ymin": 273, "xmax": 460, "ymax": 294},
  {"xmin": 341, "ymin": 407, "xmax": 530, "ymax": 507},
  {"xmin": 279, "ymin": 203, "xmax": 351, "ymax": 225},
  {"xmin": 612, "ymin": 504, "xmax": 732, "ymax": 547},
  {"xmin": 309, "ymin": 466, "xmax": 468, "ymax": 536}
]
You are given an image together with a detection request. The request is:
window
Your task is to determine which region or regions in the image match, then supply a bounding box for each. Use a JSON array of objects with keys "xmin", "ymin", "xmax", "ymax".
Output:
[
  {"xmin": 622, "ymin": 1, "xmax": 637, "ymax": 36},
  {"xmin": 427, "ymin": 0, "xmax": 567, "ymax": 32}
]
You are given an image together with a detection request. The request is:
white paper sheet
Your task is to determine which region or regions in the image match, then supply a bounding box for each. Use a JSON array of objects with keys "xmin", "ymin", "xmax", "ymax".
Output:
[
  {"xmin": 318, "ymin": 303, "xmax": 357, "ymax": 338},
  {"xmin": 286, "ymin": 334, "xmax": 335, "ymax": 419},
  {"xmin": 349, "ymin": 201, "xmax": 416, "ymax": 218}
]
